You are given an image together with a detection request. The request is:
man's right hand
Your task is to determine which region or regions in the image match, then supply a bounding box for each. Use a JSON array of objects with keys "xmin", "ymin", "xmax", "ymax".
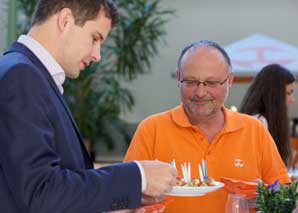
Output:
[{"xmin": 139, "ymin": 160, "xmax": 177, "ymax": 197}]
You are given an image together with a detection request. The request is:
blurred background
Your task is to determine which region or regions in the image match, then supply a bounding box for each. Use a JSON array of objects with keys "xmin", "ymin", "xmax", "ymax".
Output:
[{"xmin": 1, "ymin": 0, "xmax": 298, "ymax": 162}]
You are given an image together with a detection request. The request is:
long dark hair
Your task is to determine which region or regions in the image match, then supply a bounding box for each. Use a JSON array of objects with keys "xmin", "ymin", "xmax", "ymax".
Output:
[{"xmin": 240, "ymin": 64, "xmax": 296, "ymax": 166}]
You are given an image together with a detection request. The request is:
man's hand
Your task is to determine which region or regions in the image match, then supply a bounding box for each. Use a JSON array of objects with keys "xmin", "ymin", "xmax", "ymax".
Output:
[
  {"xmin": 139, "ymin": 160, "xmax": 177, "ymax": 197},
  {"xmin": 105, "ymin": 196, "xmax": 171, "ymax": 213},
  {"xmin": 105, "ymin": 208, "xmax": 165, "ymax": 213},
  {"xmin": 141, "ymin": 195, "xmax": 165, "ymax": 206}
]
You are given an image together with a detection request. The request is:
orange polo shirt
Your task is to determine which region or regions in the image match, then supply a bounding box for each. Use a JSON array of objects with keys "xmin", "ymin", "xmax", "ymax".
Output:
[{"xmin": 124, "ymin": 105, "xmax": 290, "ymax": 213}]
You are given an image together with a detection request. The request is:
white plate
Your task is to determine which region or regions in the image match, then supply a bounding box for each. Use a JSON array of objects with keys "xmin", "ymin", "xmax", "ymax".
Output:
[{"xmin": 165, "ymin": 181, "xmax": 224, "ymax": 197}]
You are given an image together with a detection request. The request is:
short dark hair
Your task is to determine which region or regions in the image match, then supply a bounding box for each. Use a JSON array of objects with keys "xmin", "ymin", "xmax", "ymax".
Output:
[
  {"xmin": 177, "ymin": 40, "xmax": 232, "ymax": 70},
  {"xmin": 31, "ymin": 0, "xmax": 118, "ymax": 27}
]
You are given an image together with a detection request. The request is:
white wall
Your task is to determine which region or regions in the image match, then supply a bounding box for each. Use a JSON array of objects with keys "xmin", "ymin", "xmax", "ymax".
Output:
[{"xmin": 120, "ymin": 0, "xmax": 298, "ymax": 123}]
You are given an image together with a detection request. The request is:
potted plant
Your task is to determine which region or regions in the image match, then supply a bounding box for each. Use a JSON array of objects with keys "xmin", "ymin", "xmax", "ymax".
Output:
[{"xmin": 256, "ymin": 181, "xmax": 298, "ymax": 213}]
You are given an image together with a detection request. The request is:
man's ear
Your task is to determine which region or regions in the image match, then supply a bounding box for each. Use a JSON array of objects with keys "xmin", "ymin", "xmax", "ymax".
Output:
[
  {"xmin": 176, "ymin": 69, "xmax": 181, "ymax": 87},
  {"xmin": 57, "ymin": 8, "xmax": 74, "ymax": 32},
  {"xmin": 228, "ymin": 71, "xmax": 234, "ymax": 88}
]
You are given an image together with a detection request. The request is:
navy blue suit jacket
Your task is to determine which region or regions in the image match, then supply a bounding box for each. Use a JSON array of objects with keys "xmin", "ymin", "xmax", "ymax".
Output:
[{"xmin": 0, "ymin": 42, "xmax": 141, "ymax": 213}]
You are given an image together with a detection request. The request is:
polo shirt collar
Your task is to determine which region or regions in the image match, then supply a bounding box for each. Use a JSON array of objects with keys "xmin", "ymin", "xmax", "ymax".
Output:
[
  {"xmin": 222, "ymin": 107, "xmax": 243, "ymax": 133},
  {"xmin": 171, "ymin": 104, "xmax": 192, "ymax": 127},
  {"xmin": 171, "ymin": 104, "xmax": 243, "ymax": 132}
]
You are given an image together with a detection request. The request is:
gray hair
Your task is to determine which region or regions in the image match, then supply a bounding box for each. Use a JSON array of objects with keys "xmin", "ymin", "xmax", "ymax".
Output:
[{"xmin": 177, "ymin": 40, "xmax": 232, "ymax": 70}]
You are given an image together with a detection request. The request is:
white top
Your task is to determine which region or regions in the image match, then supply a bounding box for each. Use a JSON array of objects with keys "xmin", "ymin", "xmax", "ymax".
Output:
[
  {"xmin": 18, "ymin": 35, "xmax": 66, "ymax": 94},
  {"xmin": 253, "ymin": 114, "xmax": 269, "ymax": 129}
]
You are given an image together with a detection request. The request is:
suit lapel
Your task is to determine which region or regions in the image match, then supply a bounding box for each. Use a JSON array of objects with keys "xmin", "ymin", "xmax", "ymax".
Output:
[{"xmin": 4, "ymin": 42, "xmax": 94, "ymax": 168}]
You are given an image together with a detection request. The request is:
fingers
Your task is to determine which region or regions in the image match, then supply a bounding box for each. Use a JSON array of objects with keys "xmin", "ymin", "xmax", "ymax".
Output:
[
  {"xmin": 134, "ymin": 207, "xmax": 165, "ymax": 213},
  {"xmin": 134, "ymin": 208, "xmax": 145, "ymax": 213},
  {"xmin": 137, "ymin": 195, "xmax": 169, "ymax": 213},
  {"xmin": 157, "ymin": 206, "xmax": 166, "ymax": 213},
  {"xmin": 170, "ymin": 173, "xmax": 177, "ymax": 187},
  {"xmin": 104, "ymin": 210, "xmax": 133, "ymax": 213},
  {"xmin": 139, "ymin": 160, "xmax": 177, "ymax": 197},
  {"xmin": 142, "ymin": 195, "xmax": 165, "ymax": 205}
]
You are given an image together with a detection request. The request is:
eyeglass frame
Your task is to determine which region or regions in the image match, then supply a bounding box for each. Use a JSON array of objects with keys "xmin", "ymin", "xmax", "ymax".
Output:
[{"xmin": 179, "ymin": 73, "xmax": 230, "ymax": 89}]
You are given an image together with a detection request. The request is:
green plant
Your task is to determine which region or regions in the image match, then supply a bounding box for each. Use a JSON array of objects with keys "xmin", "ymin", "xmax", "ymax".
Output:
[
  {"xmin": 17, "ymin": 0, "xmax": 36, "ymax": 34},
  {"xmin": 256, "ymin": 181, "xmax": 298, "ymax": 213}
]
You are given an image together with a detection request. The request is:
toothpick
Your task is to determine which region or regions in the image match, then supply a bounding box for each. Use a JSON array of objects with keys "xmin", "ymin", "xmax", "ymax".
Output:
[
  {"xmin": 172, "ymin": 159, "xmax": 176, "ymax": 169},
  {"xmin": 184, "ymin": 162, "xmax": 188, "ymax": 182},
  {"xmin": 198, "ymin": 164, "xmax": 204, "ymax": 182},
  {"xmin": 202, "ymin": 159, "xmax": 208, "ymax": 179},
  {"xmin": 181, "ymin": 164, "xmax": 187, "ymax": 182},
  {"xmin": 188, "ymin": 162, "xmax": 191, "ymax": 182},
  {"xmin": 202, "ymin": 159, "xmax": 205, "ymax": 177}
]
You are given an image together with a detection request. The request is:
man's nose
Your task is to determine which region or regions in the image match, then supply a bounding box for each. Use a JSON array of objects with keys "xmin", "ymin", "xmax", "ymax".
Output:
[
  {"xmin": 194, "ymin": 83, "xmax": 208, "ymax": 97},
  {"xmin": 91, "ymin": 45, "xmax": 101, "ymax": 62}
]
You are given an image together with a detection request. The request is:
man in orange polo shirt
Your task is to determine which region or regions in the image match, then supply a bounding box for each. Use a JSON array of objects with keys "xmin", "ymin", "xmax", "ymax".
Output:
[{"xmin": 124, "ymin": 40, "xmax": 290, "ymax": 213}]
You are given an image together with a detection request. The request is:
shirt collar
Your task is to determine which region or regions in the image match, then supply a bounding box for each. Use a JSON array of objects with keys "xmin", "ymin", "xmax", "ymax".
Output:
[
  {"xmin": 17, "ymin": 35, "xmax": 66, "ymax": 94},
  {"xmin": 171, "ymin": 104, "xmax": 243, "ymax": 133},
  {"xmin": 222, "ymin": 107, "xmax": 243, "ymax": 132},
  {"xmin": 171, "ymin": 104, "xmax": 192, "ymax": 128}
]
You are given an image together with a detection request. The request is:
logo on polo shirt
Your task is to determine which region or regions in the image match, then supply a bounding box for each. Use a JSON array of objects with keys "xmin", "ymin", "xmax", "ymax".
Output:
[{"xmin": 234, "ymin": 158, "xmax": 244, "ymax": 168}]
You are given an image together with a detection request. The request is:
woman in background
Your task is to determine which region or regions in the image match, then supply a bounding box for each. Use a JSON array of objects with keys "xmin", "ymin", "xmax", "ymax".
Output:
[{"xmin": 240, "ymin": 64, "xmax": 296, "ymax": 167}]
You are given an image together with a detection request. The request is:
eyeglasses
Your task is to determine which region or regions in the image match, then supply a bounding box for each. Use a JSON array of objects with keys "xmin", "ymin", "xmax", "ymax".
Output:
[{"xmin": 179, "ymin": 74, "xmax": 229, "ymax": 88}]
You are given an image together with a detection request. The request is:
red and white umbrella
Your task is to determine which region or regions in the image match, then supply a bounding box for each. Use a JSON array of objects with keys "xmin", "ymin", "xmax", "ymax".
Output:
[{"xmin": 225, "ymin": 34, "xmax": 298, "ymax": 82}]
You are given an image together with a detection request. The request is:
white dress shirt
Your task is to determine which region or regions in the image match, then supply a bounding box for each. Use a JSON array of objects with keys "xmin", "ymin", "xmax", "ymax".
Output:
[{"xmin": 18, "ymin": 35, "xmax": 65, "ymax": 94}]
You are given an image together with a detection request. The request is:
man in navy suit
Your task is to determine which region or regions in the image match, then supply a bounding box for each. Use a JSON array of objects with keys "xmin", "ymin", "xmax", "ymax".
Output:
[{"xmin": 0, "ymin": 0, "xmax": 177, "ymax": 212}]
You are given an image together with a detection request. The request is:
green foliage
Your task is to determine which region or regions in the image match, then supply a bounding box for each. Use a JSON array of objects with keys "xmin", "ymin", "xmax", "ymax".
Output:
[
  {"xmin": 64, "ymin": 64, "xmax": 134, "ymax": 140},
  {"xmin": 107, "ymin": 0, "xmax": 174, "ymax": 80},
  {"xmin": 256, "ymin": 182, "xmax": 298, "ymax": 213},
  {"xmin": 17, "ymin": 0, "xmax": 36, "ymax": 34}
]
